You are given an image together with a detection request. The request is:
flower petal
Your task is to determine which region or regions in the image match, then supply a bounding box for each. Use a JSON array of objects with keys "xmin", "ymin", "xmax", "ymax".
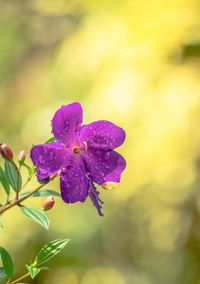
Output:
[
  {"xmin": 88, "ymin": 182, "xmax": 104, "ymax": 216},
  {"xmin": 60, "ymin": 156, "xmax": 89, "ymax": 203},
  {"xmin": 30, "ymin": 142, "xmax": 69, "ymax": 172},
  {"xmin": 36, "ymin": 169, "xmax": 53, "ymax": 182},
  {"xmin": 80, "ymin": 120, "xmax": 126, "ymax": 150},
  {"xmin": 82, "ymin": 149, "xmax": 126, "ymax": 185},
  {"xmin": 51, "ymin": 102, "xmax": 83, "ymax": 146}
]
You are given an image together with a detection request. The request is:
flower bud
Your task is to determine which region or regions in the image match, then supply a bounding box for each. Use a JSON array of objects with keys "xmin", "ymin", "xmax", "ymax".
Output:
[
  {"xmin": 101, "ymin": 181, "xmax": 119, "ymax": 190},
  {"xmin": 0, "ymin": 143, "xmax": 13, "ymax": 160},
  {"xmin": 18, "ymin": 150, "xmax": 26, "ymax": 162},
  {"xmin": 43, "ymin": 196, "xmax": 55, "ymax": 211}
]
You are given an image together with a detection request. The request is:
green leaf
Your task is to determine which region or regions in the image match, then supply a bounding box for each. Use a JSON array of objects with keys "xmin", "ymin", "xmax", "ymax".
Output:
[
  {"xmin": 0, "ymin": 167, "xmax": 10, "ymax": 196},
  {"xmin": 19, "ymin": 189, "xmax": 60, "ymax": 198},
  {"xmin": 35, "ymin": 239, "xmax": 69, "ymax": 265},
  {"xmin": 26, "ymin": 265, "xmax": 41, "ymax": 279},
  {"xmin": 20, "ymin": 206, "xmax": 50, "ymax": 230},
  {"xmin": 0, "ymin": 267, "xmax": 6, "ymax": 277},
  {"xmin": 0, "ymin": 267, "xmax": 17, "ymax": 278},
  {"xmin": 40, "ymin": 266, "xmax": 50, "ymax": 271},
  {"xmin": 45, "ymin": 137, "xmax": 55, "ymax": 144},
  {"xmin": 0, "ymin": 247, "xmax": 14, "ymax": 279},
  {"xmin": 4, "ymin": 160, "xmax": 22, "ymax": 192}
]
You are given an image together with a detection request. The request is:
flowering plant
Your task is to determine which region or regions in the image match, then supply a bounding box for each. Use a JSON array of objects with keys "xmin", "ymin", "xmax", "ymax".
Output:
[{"xmin": 0, "ymin": 102, "xmax": 126, "ymax": 283}]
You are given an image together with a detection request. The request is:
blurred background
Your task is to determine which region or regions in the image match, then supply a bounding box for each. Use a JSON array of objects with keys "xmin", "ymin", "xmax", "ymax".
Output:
[{"xmin": 1, "ymin": 0, "xmax": 200, "ymax": 283}]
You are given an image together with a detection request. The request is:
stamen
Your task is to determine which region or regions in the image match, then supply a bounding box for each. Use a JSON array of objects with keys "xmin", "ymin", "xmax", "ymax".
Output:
[
  {"xmin": 72, "ymin": 141, "xmax": 87, "ymax": 154},
  {"xmin": 82, "ymin": 141, "xmax": 88, "ymax": 151},
  {"xmin": 73, "ymin": 147, "xmax": 80, "ymax": 154}
]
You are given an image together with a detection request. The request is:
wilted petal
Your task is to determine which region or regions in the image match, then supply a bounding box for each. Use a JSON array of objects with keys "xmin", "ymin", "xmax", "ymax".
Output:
[
  {"xmin": 52, "ymin": 102, "xmax": 83, "ymax": 146},
  {"xmin": 82, "ymin": 149, "xmax": 126, "ymax": 185},
  {"xmin": 88, "ymin": 183, "xmax": 104, "ymax": 216},
  {"xmin": 30, "ymin": 142, "xmax": 70, "ymax": 172},
  {"xmin": 60, "ymin": 156, "xmax": 89, "ymax": 203},
  {"xmin": 80, "ymin": 120, "xmax": 126, "ymax": 150}
]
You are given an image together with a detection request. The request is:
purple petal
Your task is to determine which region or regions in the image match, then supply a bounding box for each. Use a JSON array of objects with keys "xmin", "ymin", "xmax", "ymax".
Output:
[
  {"xmin": 88, "ymin": 182, "xmax": 104, "ymax": 216},
  {"xmin": 82, "ymin": 149, "xmax": 126, "ymax": 185},
  {"xmin": 51, "ymin": 102, "xmax": 83, "ymax": 146},
  {"xmin": 60, "ymin": 156, "xmax": 89, "ymax": 203},
  {"xmin": 36, "ymin": 169, "xmax": 53, "ymax": 182},
  {"xmin": 80, "ymin": 120, "xmax": 126, "ymax": 150},
  {"xmin": 30, "ymin": 142, "xmax": 70, "ymax": 172}
]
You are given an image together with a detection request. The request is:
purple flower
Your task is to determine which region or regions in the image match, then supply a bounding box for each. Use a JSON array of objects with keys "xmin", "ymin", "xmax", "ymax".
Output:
[{"xmin": 30, "ymin": 102, "xmax": 126, "ymax": 216}]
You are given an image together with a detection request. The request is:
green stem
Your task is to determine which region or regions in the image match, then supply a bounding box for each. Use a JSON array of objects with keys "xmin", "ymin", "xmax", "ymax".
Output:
[
  {"xmin": 22, "ymin": 177, "xmax": 31, "ymax": 190},
  {"xmin": 0, "ymin": 174, "xmax": 58, "ymax": 215},
  {"xmin": 10, "ymin": 272, "xmax": 30, "ymax": 284},
  {"xmin": 21, "ymin": 167, "xmax": 36, "ymax": 190},
  {"xmin": 15, "ymin": 164, "xmax": 21, "ymax": 201}
]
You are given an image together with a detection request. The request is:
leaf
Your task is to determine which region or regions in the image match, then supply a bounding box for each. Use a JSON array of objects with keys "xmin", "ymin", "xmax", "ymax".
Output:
[
  {"xmin": 35, "ymin": 239, "xmax": 69, "ymax": 265},
  {"xmin": 26, "ymin": 265, "xmax": 41, "ymax": 279},
  {"xmin": 19, "ymin": 189, "xmax": 60, "ymax": 198},
  {"xmin": 0, "ymin": 267, "xmax": 17, "ymax": 278},
  {"xmin": 4, "ymin": 160, "xmax": 22, "ymax": 192},
  {"xmin": 45, "ymin": 137, "xmax": 55, "ymax": 144},
  {"xmin": 0, "ymin": 167, "xmax": 10, "ymax": 196},
  {"xmin": 40, "ymin": 266, "xmax": 50, "ymax": 271},
  {"xmin": 0, "ymin": 246, "xmax": 14, "ymax": 279},
  {"xmin": 20, "ymin": 206, "xmax": 50, "ymax": 230},
  {"xmin": 0, "ymin": 267, "xmax": 6, "ymax": 277}
]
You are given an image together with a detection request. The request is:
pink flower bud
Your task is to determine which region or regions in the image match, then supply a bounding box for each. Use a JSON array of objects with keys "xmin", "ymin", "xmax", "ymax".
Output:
[
  {"xmin": 0, "ymin": 143, "xmax": 13, "ymax": 160},
  {"xmin": 18, "ymin": 150, "xmax": 26, "ymax": 162},
  {"xmin": 43, "ymin": 196, "xmax": 55, "ymax": 211}
]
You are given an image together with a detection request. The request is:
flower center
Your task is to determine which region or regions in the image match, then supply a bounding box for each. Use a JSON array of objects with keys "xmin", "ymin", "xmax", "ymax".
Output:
[
  {"xmin": 73, "ymin": 146, "xmax": 80, "ymax": 154},
  {"xmin": 72, "ymin": 141, "xmax": 87, "ymax": 155}
]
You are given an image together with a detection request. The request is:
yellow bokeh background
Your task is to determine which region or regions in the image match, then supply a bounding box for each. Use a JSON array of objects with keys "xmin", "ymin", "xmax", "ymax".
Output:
[{"xmin": 1, "ymin": 0, "xmax": 200, "ymax": 283}]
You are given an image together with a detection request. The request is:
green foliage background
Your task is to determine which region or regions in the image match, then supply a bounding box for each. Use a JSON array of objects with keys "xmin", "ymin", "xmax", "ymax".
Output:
[{"xmin": 1, "ymin": 0, "xmax": 200, "ymax": 283}]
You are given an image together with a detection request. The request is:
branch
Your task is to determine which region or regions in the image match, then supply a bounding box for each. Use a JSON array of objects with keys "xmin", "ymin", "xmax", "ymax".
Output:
[{"xmin": 0, "ymin": 174, "xmax": 58, "ymax": 215}]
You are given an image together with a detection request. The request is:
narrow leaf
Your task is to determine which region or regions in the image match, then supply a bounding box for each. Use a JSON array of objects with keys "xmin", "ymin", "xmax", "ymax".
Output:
[
  {"xmin": 40, "ymin": 266, "xmax": 50, "ymax": 271},
  {"xmin": 4, "ymin": 160, "xmax": 22, "ymax": 192},
  {"xmin": 26, "ymin": 265, "xmax": 41, "ymax": 279},
  {"xmin": 20, "ymin": 206, "xmax": 49, "ymax": 230},
  {"xmin": 0, "ymin": 267, "xmax": 6, "ymax": 277},
  {"xmin": 0, "ymin": 246, "xmax": 14, "ymax": 279},
  {"xmin": 20, "ymin": 190, "xmax": 60, "ymax": 199},
  {"xmin": 0, "ymin": 167, "xmax": 10, "ymax": 196},
  {"xmin": 45, "ymin": 137, "xmax": 55, "ymax": 144},
  {"xmin": 35, "ymin": 239, "xmax": 69, "ymax": 265}
]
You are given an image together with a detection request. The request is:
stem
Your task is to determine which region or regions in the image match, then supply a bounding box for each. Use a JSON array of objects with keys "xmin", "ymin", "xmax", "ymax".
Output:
[
  {"xmin": 22, "ymin": 177, "xmax": 31, "ymax": 189},
  {"xmin": 15, "ymin": 164, "xmax": 21, "ymax": 201},
  {"xmin": 10, "ymin": 272, "xmax": 30, "ymax": 284},
  {"xmin": 0, "ymin": 174, "xmax": 58, "ymax": 215},
  {"xmin": 21, "ymin": 167, "xmax": 36, "ymax": 190}
]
